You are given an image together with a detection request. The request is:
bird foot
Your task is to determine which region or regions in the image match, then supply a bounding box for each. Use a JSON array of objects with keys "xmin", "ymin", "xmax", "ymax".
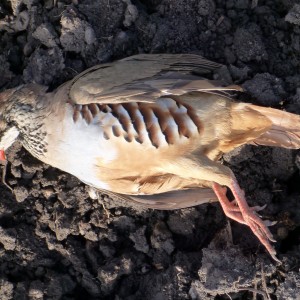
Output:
[
  {"xmin": 212, "ymin": 181, "xmax": 280, "ymax": 263},
  {"xmin": 222, "ymin": 196, "xmax": 268, "ymax": 215}
]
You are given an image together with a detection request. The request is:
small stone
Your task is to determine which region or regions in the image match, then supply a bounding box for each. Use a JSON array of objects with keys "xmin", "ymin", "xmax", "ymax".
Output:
[
  {"xmin": 0, "ymin": 280, "xmax": 14, "ymax": 300},
  {"xmin": 32, "ymin": 23, "xmax": 58, "ymax": 48},
  {"xmin": 42, "ymin": 187, "xmax": 55, "ymax": 199},
  {"xmin": 129, "ymin": 226, "xmax": 149, "ymax": 253},
  {"xmin": 10, "ymin": 165, "xmax": 22, "ymax": 178},
  {"xmin": 87, "ymin": 186, "xmax": 98, "ymax": 200},
  {"xmin": 285, "ymin": 4, "xmax": 300, "ymax": 25},
  {"xmin": 13, "ymin": 10, "xmax": 29, "ymax": 31},
  {"xmin": 28, "ymin": 280, "xmax": 44, "ymax": 300},
  {"xmin": 97, "ymin": 256, "xmax": 133, "ymax": 295},
  {"xmin": 123, "ymin": 0, "xmax": 138, "ymax": 27},
  {"xmin": 150, "ymin": 221, "xmax": 174, "ymax": 254},
  {"xmin": 60, "ymin": 11, "xmax": 96, "ymax": 53},
  {"xmin": 14, "ymin": 186, "xmax": 29, "ymax": 202},
  {"xmin": 0, "ymin": 227, "xmax": 17, "ymax": 250},
  {"xmin": 85, "ymin": 26, "xmax": 96, "ymax": 45}
]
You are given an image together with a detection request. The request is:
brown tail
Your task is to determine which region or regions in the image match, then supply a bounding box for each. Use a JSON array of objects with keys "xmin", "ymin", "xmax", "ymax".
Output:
[{"xmin": 244, "ymin": 104, "xmax": 300, "ymax": 149}]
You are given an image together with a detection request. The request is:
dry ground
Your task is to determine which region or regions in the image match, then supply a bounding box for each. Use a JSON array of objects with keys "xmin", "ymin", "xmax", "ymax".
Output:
[{"xmin": 0, "ymin": 0, "xmax": 300, "ymax": 299}]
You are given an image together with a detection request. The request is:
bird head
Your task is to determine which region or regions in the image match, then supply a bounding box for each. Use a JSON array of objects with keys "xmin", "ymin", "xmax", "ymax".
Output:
[
  {"xmin": 0, "ymin": 86, "xmax": 24, "ymax": 156},
  {"xmin": 0, "ymin": 84, "xmax": 49, "ymax": 157}
]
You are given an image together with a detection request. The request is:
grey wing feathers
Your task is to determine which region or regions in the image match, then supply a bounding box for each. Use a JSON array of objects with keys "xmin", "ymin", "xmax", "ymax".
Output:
[
  {"xmin": 127, "ymin": 188, "xmax": 218, "ymax": 210},
  {"xmin": 68, "ymin": 54, "xmax": 241, "ymax": 105},
  {"xmin": 98, "ymin": 188, "xmax": 218, "ymax": 210}
]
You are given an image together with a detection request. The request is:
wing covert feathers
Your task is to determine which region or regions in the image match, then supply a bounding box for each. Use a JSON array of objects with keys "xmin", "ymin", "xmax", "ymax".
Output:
[{"xmin": 68, "ymin": 54, "xmax": 242, "ymax": 105}]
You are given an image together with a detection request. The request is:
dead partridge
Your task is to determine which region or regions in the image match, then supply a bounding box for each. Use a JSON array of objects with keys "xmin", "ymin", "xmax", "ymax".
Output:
[{"xmin": 0, "ymin": 54, "xmax": 299, "ymax": 262}]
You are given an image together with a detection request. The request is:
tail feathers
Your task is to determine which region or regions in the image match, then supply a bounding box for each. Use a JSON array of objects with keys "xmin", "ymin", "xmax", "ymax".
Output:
[{"xmin": 246, "ymin": 104, "xmax": 300, "ymax": 149}]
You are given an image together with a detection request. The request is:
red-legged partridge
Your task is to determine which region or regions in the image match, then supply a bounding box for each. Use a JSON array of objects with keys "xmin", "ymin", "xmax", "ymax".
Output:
[{"xmin": 1, "ymin": 54, "xmax": 300, "ymax": 262}]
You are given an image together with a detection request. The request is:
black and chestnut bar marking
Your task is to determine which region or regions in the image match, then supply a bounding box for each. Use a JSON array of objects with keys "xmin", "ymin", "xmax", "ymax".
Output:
[
  {"xmin": 107, "ymin": 104, "xmax": 132, "ymax": 136},
  {"xmin": 72, "ymin": 99, "xmax": 202, "ymax": 147},
  {"xmin": 185, "ymin": 104, "xmax": 203, "ymax": 134}
]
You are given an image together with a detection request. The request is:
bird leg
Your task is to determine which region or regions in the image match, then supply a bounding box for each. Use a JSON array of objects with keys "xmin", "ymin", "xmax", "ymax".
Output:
[
  {"xmin": 212, "ymin": 180, "xmax": 279, "ymax": 263},
  {"xmin": 161, "ymin": 155, "xmax": 279, "ymax": 262}
]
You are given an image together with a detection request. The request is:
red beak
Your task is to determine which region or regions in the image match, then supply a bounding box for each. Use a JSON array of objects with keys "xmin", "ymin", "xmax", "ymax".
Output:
[{"xmin": 0, "ymin": 149, "xmax": 6, "ymax": 161}]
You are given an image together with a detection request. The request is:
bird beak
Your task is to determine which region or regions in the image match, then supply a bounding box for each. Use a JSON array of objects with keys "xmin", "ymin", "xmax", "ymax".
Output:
[{"xmin": 0, "ymin": 149, "xmax": 6, "ymax": 162}]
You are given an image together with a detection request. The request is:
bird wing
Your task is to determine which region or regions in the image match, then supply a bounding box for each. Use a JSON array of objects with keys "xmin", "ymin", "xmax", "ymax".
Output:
[
  {"xmin": 67, "ymin": 54, "xmax": 242, "ymax": 105},
  {"xmin": 98, "ymin": 188, "xmax": 218, "ymax": 210}
]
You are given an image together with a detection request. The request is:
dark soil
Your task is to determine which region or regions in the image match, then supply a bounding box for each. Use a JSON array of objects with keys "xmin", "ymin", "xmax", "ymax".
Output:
[{"xmin": 1, "ymin": 0, "xmax": 300, "ymax": 299}]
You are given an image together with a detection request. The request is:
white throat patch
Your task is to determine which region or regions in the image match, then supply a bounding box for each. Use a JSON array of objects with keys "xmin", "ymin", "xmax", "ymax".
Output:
[{"xmin": 0, "ymin": 126, "xmax": 20, "ymax": 150}]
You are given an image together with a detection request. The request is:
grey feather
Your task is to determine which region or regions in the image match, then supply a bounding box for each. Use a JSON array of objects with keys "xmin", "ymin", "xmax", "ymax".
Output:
[
  {"xmin": 97, "ymin": 188, "xmax": 218, "ymax": 210},
  {"xmin": 68, "ymin": 54, "xmax": 242, "ymax": 105}
]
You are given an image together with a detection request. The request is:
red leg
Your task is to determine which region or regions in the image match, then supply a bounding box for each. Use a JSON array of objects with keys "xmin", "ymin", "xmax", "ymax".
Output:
[{"xmin": 212, "ymin": 181, "xmax": 280, "ymax": 263}]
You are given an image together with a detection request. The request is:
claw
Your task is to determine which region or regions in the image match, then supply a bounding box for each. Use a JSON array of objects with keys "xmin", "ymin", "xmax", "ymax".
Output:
[
  {"xmin": 252, "ymin": 204, "xmax": 267, "ymax": 212},
  {"xmin": 264, "ymin": 220, "xmax": 277, "ymax": 227},
  {"xmin": 212, "ymin": 179, "xmax": 279, "ymax": 263}
]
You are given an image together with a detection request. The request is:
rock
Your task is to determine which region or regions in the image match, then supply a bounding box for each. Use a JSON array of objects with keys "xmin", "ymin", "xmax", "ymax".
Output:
[
  {"xmin": 32, "ymin": 23, "xmax": 58, "ymax": 48},
  {"xmin": 150, "ymin": 221, "xmax": 174, "ymax": 255},
  {"xmin": 60, "ymin": 11, "xmax": 96, "ymax": 53},
  {"xmin": 234, "ymin": 24, "xmax": 267, "ymax": 62},
  {"xmin": 0, "ymin": 227, "xmax": 17, "ymax": 250},
  {"xmin": 23, "ymin": 47, "xmax": 65, "ymax": 85},
  {"xmin": 129, "ymin": 225, "xmax": 149, "ymax": 253},
  {"xmin": 123, "ymin": 0, "xmax": 138, "ymax": 27},
  {"xmin": 285, "ymin": 4, "xmax": 300, "ymax": 25},
  {"xmin": 14, "ymin": 186, "xmax": 29, "ymax": 202},
  {"xmin": 243, "ymin": 73, "xmax": 286, "ymax": 106}
]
